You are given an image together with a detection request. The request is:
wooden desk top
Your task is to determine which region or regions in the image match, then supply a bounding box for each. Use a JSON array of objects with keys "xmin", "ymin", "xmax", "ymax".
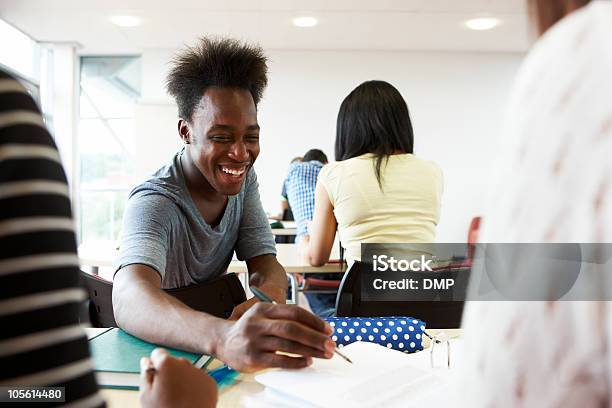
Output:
[
  {"xmin": 269, "ymin": 220, "xmax": 296, "ymax": 229},
  {"xmin": 270, "ymin": 228, "xmax": 296, "ymax": 236},
  {"xmin": 228, "ymin": 243, "xmax": 342, "ymax": 273},
  {"xmin": 78, "ymin": 242, "xmax": 343, "ymax": 274}
]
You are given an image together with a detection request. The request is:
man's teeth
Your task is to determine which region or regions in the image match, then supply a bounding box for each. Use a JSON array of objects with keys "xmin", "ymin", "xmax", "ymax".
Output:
[{"xmin": 221, "ymin": 167, "xmax": 246, "ymax": 176}]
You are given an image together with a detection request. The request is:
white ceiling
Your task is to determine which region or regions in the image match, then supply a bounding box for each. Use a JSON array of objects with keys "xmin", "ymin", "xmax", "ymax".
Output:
[{"xmin": 0, "ymin": 0, "xmax": 531, "ymax": 54}]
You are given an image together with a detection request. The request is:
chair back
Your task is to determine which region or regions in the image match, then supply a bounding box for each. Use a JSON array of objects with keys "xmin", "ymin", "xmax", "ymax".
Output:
[
  {"xmin": 334, "ymin": 261, "xmax": 465, "ymax": 328},
  {"xmin": 80, "ymin": 271, "xmax": 247, "ymax": 328},
  {"xmin": 80, "ymin": 271, "xmax": 117, "ymax": 327},
  {"xmin": 165, "ymin": 273, "xmax": 247, "ymax": 319},
  {"xmin": 467, "ymin": 216, "xmax": 482, "ymax": 261}
]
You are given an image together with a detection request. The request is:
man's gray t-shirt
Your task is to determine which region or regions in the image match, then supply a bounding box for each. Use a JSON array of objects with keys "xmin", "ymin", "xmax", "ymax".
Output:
[{"xmin": 115, "ymin": 150, "xmax": 276, "ymax": 289}]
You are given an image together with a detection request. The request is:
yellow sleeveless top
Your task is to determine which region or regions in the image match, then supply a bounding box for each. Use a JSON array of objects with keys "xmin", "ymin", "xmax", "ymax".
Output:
[{"xmin": 318, "ymin": 153, "xmax": 443, "ymax": 263}]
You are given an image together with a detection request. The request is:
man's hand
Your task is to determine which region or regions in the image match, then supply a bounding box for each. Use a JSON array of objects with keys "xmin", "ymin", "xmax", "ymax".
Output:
[
  {"xmin": 216, "ymin": 302, "xmax": 335, "ymax": 373},
  {"xmin": 140, "ymin": 348, "xmax": 217, "ymax": 408}
]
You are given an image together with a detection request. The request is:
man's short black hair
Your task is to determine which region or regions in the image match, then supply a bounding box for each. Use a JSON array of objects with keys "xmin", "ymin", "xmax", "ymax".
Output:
[
  {"xmin": 166, "ymin": 36, "xmax": 268, "ymax": 121},
  {"xmin": 303, "ymin": 149, "xmax": 328, "ymax": 164}
]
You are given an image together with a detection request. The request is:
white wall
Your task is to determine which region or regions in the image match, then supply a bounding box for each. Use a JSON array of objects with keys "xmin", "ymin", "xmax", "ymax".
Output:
[{"xmin": 136, "ymin": 49, "xmax": 523, "ymax": 242}]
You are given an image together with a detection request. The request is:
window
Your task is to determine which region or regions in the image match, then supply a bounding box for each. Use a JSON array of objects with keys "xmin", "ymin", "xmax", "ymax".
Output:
[
  {"xmin": 0, "ymin": 18, "xmax": 40, "ymax": 81},
  {"xmin": 78, "ymin": 56, "xmax": 141, "ymax": 243},
  {"xmin": 1, "ymin": 19, "xmax": 56, "ymax": 135}
]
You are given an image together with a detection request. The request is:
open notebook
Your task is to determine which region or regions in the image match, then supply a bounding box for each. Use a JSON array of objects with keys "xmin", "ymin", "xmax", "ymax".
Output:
[{"xmin": 255, "ymin": 341, "xmax": 439, "ymax": 407}]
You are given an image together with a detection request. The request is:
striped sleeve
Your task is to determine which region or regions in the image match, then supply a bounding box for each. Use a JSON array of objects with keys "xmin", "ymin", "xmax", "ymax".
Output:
[{"xmin": 0, "ymin": 70, "xmax": 105, "ymax": 407}]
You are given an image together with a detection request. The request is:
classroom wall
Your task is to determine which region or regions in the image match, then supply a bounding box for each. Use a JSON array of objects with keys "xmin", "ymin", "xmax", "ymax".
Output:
[{"xmin": 135, "ymin": 49, "xmax": 523, "ymax": 242}]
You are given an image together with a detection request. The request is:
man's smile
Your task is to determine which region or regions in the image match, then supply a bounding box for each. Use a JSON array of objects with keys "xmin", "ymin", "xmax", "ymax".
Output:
[{"xmin": 219, "ymin": 165, "xmax": 247, "ymax": 177}]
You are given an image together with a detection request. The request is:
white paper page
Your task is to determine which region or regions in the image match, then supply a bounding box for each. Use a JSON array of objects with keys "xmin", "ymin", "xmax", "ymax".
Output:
[{"xmin": 255, "ymin": 341, "xmax": 435, "ymax": 407}]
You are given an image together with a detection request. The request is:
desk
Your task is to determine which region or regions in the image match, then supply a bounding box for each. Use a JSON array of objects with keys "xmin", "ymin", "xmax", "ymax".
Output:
[
  {"xmin": 78, "ymin": 242, "xmax": 342, "ymax": 275},
  {"xmin": 229, "ymin": 244, "xmax": 342, "ymax": 305},
  {"xmin": 269, "ymin": 220, "xmax": 296, "ymax": 228},
  {"xmin": 270, "ymin": 220, "xmax": 296, "ymax": 236},
  {"xmin": 93, "ymin": 328, "xmax": 460, "ymax": 407},
  {"xmin": 270, "ymin": 228, "xmax": 296, "ymax": 236},
  {"xmin": 79, "ymin": 241, "xmax": 343, "ymax": 304},
  {"xmin": 228, "ymin": 243, "xmax": 341, "ymax": 274}
]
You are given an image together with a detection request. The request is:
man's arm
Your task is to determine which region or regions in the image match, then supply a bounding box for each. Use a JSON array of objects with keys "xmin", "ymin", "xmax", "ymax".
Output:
[
  {"xmin": 113, "ymin": 264, "xmax": 335, "ymax": 372},
  {"xmin": 228, "ymin": 254, "xmax": 288, "ymax": 319},
  {"xmin": 247, "ymin": 254, "xmax": 287, "ymax": 302},
  {"xmin": 113, "ymin": 264, "xmax": 225, "ymax": 353}
]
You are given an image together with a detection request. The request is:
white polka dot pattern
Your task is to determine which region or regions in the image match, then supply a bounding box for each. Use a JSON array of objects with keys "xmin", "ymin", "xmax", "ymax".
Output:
[{"xmin": 325, "ymin": 317, "xmax": 425, "ymax": 353}]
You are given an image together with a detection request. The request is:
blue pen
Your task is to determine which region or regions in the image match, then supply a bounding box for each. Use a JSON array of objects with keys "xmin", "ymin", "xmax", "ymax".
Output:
[{"xmin": 250, "ymin": 286, "xmax": 353, "ymax": 364}]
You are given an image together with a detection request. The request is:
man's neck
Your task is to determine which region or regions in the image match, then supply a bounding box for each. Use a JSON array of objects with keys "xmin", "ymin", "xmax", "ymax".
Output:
[{"xmin": 180, "ymin": 152, "xmax": 225, "ymax": 203}]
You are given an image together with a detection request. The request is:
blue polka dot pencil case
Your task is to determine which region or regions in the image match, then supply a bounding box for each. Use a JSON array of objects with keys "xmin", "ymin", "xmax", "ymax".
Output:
[{"xmin": 325, "ymin": 317, "xmax": 426, "ymax": 353}]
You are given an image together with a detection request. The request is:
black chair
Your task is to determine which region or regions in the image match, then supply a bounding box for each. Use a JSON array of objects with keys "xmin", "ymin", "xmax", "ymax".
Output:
[
  {"xmin": 334, "ymin": 261, "xmax": 466, "ymax": 328},
  {"xmin": 165, "ymin": 273, "xmax": 246, "ymax": 319},
  {"xmin": 81, "ymin": 271, "xmax": 117, "ymax": 327},
  {"xmin": 80, "ymin": 271, "xmax": 247, "ymax": 328}
]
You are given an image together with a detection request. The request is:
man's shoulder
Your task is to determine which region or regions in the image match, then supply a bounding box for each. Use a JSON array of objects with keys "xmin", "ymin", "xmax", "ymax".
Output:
[
  {"xmin": 127, "ymin": 186, "xmax": 182, "ymax": 218},
  {"xmin": 128, "ymin": 153, "xmax": 185, "ymax": 203},
  {"xmin": 146, "ymin": 155, "xmax": 182, "ymax": 188},
  {"xmin": 304, "ymin": 160, "xmax": 325, "ymax": 169}
]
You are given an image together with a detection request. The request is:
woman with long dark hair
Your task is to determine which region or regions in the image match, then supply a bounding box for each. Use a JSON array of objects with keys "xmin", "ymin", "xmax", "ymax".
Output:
[{"xmin": 306, "ymin": 80, "xmax": 443, "ymax": 266}]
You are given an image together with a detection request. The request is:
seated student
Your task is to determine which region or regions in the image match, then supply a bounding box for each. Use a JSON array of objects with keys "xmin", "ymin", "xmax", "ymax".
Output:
[
  {"xmin": 285, "ymin": 149, "xmax": 328, "ymax": 242},
  {"xmin": 272, "ymin": 157, "xmax": 301, "ymax": 246},
  {"xmin": 272, "ymin": 156, "xmax": 302, "ymax": 222},
  {"xmin": 112, "ymin": 37, "xmax": 334, "ymax": 373},
  {"xmin": 306, "ymin": 80, "xmax": 443, "ymax": 267},
  {"xmin": 284, "ymin": 149, "xmax": 339, "ymax": 317},
  {"xmin": 0, "ymin": 68, "xmax": 217, "ymax": 407}
]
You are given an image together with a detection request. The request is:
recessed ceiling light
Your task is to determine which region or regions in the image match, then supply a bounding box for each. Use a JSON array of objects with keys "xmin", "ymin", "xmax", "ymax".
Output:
[
  {"xmin": 464, "ymin": 17, "xmax": 501, "ymax": 31},
  {"xmin": 110, "ymin": 15, "xmax": 142, "ymax": 28},
  {"xmin": 292, "ymin": 16, "xmax": 318, "ymax": 28}
]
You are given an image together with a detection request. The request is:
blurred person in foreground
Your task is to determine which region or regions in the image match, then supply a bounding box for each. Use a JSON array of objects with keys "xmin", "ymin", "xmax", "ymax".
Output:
[
  {"xmin": 0, "ymin": 68, "xmax": 216, "ymax": 407},
  {"xmin": 460, "ymin": 0, "xmax": 612, "ymax": 406}
]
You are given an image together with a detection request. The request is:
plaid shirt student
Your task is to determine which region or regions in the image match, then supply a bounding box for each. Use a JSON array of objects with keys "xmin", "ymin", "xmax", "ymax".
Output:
[{"xmin": 284, "ymin": 160, "xmax": 325, "ymax": 239}]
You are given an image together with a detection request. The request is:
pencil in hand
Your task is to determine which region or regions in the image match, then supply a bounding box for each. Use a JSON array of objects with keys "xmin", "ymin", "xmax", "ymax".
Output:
[{"xmin": 250, "ymin": 286, "xmax": 353, "ymax": 364}]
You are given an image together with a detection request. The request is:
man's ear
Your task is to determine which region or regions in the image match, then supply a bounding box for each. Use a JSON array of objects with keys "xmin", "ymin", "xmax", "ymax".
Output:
[{"xmin": 178, "ymin": 119, "xmax": 191, "ymax": 144}]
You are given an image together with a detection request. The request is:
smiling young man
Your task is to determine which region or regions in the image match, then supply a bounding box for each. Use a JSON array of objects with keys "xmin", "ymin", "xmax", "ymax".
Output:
[{"xmin": 112, "ymin": 37, "xmax": 335, "ymax": 372}]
